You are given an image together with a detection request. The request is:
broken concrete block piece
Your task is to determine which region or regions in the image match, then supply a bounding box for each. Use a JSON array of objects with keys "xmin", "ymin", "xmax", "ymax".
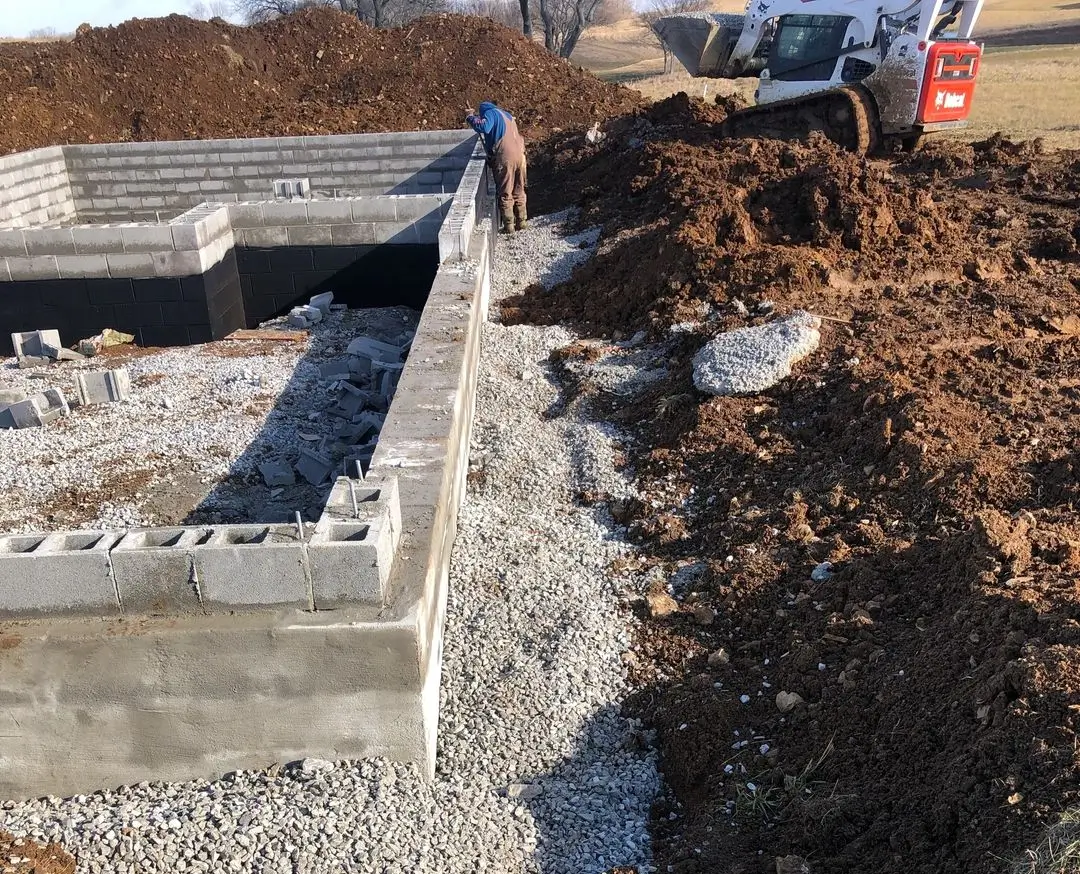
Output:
[
  {"xmin": 297, "ymin": 448, "xmax": 334, "ymax": 486},
  {"xmin": 348, "ymin": 354, "xmax": 373, "ymax": 378},
  {"xmin": 56, "ymin": 348, "xmax": 87, "ymax": 362},
  {"xmin": 11, "ymin": 329, "xmax": 62, "ymax": 361},
  {"xmin": 287, "ymin": 305, "xmax": 323, "ymax": 329},
  {"xmin": 309, "ymin": 292, "xmax": 334, "ymax": 314},
  {"xmin": 74, "ymin": 369, "xmax": 131, "ymax": 406},
  {"xmin": 319, "ymin": 359, "xmax": 352, "ymax": 381},
  {"xmin": 347, "ymin": 336, "xmax": 403, "ymax": 362},
  {"xmin": 17, "ymin": 356, "xmax": 51, "ymax": 370},
  {"xmin": 259, "ymin": 459, "xmax": 296, "ymax": 487},
  {"xmin": 692, "ymin": 311, "xmax": 821, "ymax": 396},
  {"xmin": 0, "ymin": 388, "xmax": 70, "ymax": 429}
]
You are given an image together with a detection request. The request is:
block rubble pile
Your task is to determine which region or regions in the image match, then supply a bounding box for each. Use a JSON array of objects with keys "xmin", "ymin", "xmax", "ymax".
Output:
[
  {"xmin": 260, "ymin": 309, "xmax": 413, "ymax": 488},
  {"xmin": 2, "ymin": 329, "xmax": 131, "ymax": 430}
]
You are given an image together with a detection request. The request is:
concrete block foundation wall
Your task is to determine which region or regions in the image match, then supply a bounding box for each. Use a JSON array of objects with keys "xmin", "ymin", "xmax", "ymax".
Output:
[
  {"xmin": 63, "ymin": 131, "xmax": 474, "ymax": 224},
  {"xmin": 0, "ymin": 133, "xmax": 482, "ymax": 354},
  {"xmin": 0, "ymin": 130, "xmax": 494, "ymax": 799},
  {"xmin": 0, "ymin": 147, "xmax": 77, "ymax": 230}
]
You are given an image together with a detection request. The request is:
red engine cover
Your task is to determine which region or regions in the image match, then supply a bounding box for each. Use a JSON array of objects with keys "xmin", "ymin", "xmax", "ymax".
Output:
[{"xmin": 917, "ymin": 41, "xmax": 981, "ymax": 124}]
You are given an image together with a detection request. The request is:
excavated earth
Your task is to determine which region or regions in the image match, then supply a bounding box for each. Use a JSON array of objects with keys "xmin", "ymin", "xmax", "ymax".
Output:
[
  {"xmin": 511, "ymin": 94, "xmax": 1080, "ymax": 873},
  {"xmin": 0, "ymin": 8, "xmax": 640, "ymax": 152},
  {"xmin": 3, "ymin": 8, "xmax": 1080, "ymax": 872}
]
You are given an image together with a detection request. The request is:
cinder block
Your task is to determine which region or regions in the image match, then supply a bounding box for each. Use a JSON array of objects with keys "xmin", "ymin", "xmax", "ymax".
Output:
[
  {"xmin": 121, "ymin": 225, "xmax": 175, "ymax": 253},
  {"xmin": 57, "ymin": 254, "xmax": 111, "ymax": 279},
  {"xmin": 286, "ymin": 225, "xmax": 332, "ymax": 247},
  {"xmin": 170, "ymin": 224, "xmax": 199, "ymax": 251},
  {"xmin": 0, "ymin": 531, "xmax": 121, "ymax": 617},
  {"xmin": 110, "ymin": 528, "xmax": 208, "ymax": 614},
  {"xmin": 193, "ymin": 526, "xmax": 310, "ymax": 609},
  {"xmin": 261, "ymin": 202, "xmax": 309, "ymax": 226},
  {"xmin": 308, "ymin": 512, "xmax": 395, "ymax": 607},
  {"xmin": 152, "ymin": 249, "xmax": 202, "ymax": 277},
  {"xmin": 227, "ymin": 203, "xmax": 262, "ymax": 229},
  {"xmin": 306, "ymin": 200, "xmax": 355, "ymax": 225},
  {"xmin": 74, "ymin": 369, "xmax": 130, "ymax": 405},
  {"xmin": 374, "ymin": 222, "xmax": 418, "ymax": 245},
  {"xmin": 72, "ymin": 226, "xmax": 125, "ymax": 255},
  {"xmin": 240, "ymin": 226, "xmax": 288, "ymax": 248},
  {"xmin": 106, "ymin": 253, "xmax": 155, "ymax": 279},
  {"xmin": 0, "ymin": 229, "xmax": 27, "ymax": 257},
  {"xmin": 331, "ymin": 223, "xmax": 376, "ymax": 246},
  {"xmin": 352, "ymin": 199, "xmax": 397, "ymax": 222},
  {"xmin": 6, "ymin": 256, "xmax": 59, "ymax": 281}
]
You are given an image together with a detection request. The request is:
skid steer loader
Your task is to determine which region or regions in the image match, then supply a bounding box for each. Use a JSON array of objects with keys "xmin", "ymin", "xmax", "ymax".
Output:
[{"xmin": 652, "ymin": 0, "xmax": 984, "ymax": 152}]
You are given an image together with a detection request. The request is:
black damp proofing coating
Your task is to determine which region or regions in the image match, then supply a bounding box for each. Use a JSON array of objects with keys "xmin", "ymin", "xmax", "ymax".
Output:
[{"xmin": 0, "ymin": 244, "xmax": 438, "ymax": 355}]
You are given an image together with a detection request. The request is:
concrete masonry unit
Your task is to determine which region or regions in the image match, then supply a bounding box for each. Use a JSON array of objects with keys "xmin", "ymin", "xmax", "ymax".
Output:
[{"xmin": 0, "ymin": 130, "xmax": 495, "ymax": 799}]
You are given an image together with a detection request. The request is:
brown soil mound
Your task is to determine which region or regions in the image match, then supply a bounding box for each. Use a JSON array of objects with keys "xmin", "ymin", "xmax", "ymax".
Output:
[
  {"xmin": 520, "ymin": 96, "xmax": 1080, "ymax": 873},
  {"xmin": 1, "ymin": 830, "xmax": 75, "ymax": 874},
  {"xmin": 0, "ymin": 9, "xmax": 639, "ymax": 153}
]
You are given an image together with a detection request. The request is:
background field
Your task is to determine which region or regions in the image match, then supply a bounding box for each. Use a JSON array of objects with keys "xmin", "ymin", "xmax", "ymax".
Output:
[{"xmin": 572, "ymin": 0, "xmax": 1080, "ymax": 149}]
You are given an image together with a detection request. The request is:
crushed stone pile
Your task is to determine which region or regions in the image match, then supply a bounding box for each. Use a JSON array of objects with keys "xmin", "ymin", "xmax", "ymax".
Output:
[
  {"xmin": 0, "ymin": 9, "xmax": 641, "ymax": 154},
  {"xmin": 691, "ymin": 310, "xmax": 820, "ymax": 396}
]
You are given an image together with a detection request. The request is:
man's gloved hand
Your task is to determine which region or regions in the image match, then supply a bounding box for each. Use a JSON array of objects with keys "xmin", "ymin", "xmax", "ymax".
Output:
[{"xmin": 466, "ymin": 114, "xmax": 480, "ymax": 127}]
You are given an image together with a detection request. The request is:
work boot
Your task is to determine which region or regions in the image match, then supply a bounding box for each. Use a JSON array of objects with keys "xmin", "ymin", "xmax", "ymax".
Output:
[
  {"xmin": 514, "ymin": 204, "xmax": 528, "ymax": 231},
  {"xmin": 501, "ymin": 218, "xmax": 515, "ymax": 235}
]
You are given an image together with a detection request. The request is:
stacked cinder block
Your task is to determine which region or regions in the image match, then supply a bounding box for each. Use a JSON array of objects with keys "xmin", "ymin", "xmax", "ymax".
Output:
[
  {"xmin": 0, "ymin": 473, "xmax": 401, "ymax": 617},
  {"xmin": 62, "ymin": 131, "xmax": 475, "ymax": 224},
  {"xmin": 0, "ymin": 146, "xmax": 77, "ymax": 230}
]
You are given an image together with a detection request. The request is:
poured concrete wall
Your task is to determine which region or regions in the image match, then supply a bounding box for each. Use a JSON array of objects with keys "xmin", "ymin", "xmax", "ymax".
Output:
[{"xmin": 0, "ymin": 147, "xmax": 77, "ymax": 230}]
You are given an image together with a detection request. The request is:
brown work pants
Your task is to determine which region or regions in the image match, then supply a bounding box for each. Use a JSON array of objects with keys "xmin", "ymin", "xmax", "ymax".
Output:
[{"xmin": 492, "ymin": 154, "xmax": 527, "ymax": 226}]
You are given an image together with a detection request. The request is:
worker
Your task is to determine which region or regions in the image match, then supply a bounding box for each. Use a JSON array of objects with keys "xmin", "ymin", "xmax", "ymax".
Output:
[{"xmin": 466, "ymin": 102, "xmax": 527, "ymax": 234}]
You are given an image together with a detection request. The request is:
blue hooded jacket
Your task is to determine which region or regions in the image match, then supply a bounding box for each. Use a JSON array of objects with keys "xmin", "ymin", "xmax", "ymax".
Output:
[{"xmin": 468, "ymin": 102, "xmax": 511, "ymax": 156}]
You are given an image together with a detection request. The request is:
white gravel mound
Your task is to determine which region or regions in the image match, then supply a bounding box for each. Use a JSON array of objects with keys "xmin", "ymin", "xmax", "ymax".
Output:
[
  {"xmin": 692, "ymin": 310, "xmax": 821, "ymax": 396},
  {"xmin": 0, "ymin": 212, "xmax": 661, "ymax": 874}
]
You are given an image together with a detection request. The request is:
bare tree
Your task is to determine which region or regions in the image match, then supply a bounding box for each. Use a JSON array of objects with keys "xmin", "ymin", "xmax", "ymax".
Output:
[
  {"xmin": 537, "ymin": 0, "xmax": 602, "ymax": 57},
  {"xmin": 232, "ymin": 0, "xmax": 447, "ymax": 27},
  {"xmin": 188, "ymin": 0, "xmax": 235, "ymax": 19},
  {"xmin": 638, "ymin": 0, "xmax": 708, "ymax": 73},
  {"xmin": 458, "ymin": 0, "xmax": 535, "ymax": 34},
  {"xmin": 27, "ymin": 26, "xmax": 58, "ymax": 37}
]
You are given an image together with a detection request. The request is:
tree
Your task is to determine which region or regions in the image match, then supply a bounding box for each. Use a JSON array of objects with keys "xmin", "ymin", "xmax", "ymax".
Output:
[
  {"xmin": 232, "ymin": 0, "xmax": 448, "ymax": 28},
  {"xmin": 458, "ymin": 0, "xmax": 534, "ymax": 34},
  {"xmin": 537, "ymin": 0, "xmax": 602, "ymax": 57},
  {"xmin": 638, "ymin": 0, "xmax": 708, "ymax": 73},
  {"xmin": 188, "ymin": 0, "xmax": 236, "ymax": 19}
]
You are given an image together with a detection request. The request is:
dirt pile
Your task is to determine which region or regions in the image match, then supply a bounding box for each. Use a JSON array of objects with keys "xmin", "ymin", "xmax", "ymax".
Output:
[
  {"xmin": 518, "ymin": 97, "xmax": 1080, "ymax": 873},
  {"xmin": 0, "ymin": 9, "xmax": 639, "ymax": 153}
]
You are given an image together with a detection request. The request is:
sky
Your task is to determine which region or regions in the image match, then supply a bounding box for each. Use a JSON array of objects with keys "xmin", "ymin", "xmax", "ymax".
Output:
[{"xmin": 0, "ymin": 0, "xmax": 237, "ymax": 37}]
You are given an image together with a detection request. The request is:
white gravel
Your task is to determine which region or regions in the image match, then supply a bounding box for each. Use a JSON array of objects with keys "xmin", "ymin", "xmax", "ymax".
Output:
[
  {"xmin": 0, "ymin": 213, "xmax": 661, "ymax": 873},
  {"xmin": 0, "ymin": 308, "xmax": 417, "ymax": 532}
]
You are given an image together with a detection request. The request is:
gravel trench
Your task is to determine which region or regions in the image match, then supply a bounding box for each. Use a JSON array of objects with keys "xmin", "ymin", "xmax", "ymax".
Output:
[{"xmin": 0, "ymin": 213, "xmax": 661, "ymax": 873}]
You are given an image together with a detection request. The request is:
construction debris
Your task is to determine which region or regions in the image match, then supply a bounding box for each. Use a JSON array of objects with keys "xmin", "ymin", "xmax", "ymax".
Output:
[
  {"xmin": 73, "ymin": 369, "xmax": 131, "ymax": 406},
  {"xmin": 258, "ymin": 460, "xmax": 296, "ymax": 488},
  {"xmin": 0, "ymin": 388, "xmax": 70, "ymax": 429},
  {"xmin": 77, "ymin": 328, "xmax": 135, "ymax": 357}
]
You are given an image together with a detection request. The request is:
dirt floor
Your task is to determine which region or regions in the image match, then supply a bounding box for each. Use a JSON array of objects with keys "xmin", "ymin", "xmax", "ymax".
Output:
[
  {"xmin": 513, "ymin": 94, "xmax": 1080, "ymax": 873},
  {"xmin": 0, "ymin": 8, "xmax": 639, "ymax": 153}
]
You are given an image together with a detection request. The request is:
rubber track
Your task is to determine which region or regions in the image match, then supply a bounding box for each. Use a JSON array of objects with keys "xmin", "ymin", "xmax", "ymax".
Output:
[{"xmin": 719, "ymin": 86, "xmax": 882, "ymax": 155}]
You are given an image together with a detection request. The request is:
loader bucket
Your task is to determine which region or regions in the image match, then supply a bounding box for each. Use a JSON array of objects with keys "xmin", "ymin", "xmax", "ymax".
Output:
[{"xmin": 652, "ymin": 13, "xmax": 748, "ymax": 78}]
